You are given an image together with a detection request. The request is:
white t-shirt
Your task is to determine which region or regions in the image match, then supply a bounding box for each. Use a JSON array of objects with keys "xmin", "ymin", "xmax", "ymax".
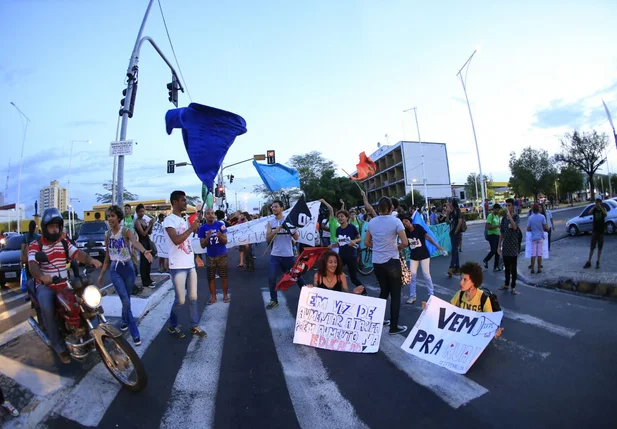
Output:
[{"xmin": 163, "ymin": 213, "xmax": 195, "ymax": 269}]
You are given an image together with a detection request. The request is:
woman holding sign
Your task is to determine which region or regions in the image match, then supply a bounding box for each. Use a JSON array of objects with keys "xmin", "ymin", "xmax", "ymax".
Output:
[{"xmin": 308, "ymin": 250, "xmax": 364, "ymax": 294}]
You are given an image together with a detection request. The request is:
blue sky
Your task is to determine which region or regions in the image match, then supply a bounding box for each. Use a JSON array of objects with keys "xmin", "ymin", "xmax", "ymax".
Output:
[{"xmin": 2, "ymin": 0, "xmax": 617, "ymax": 216}]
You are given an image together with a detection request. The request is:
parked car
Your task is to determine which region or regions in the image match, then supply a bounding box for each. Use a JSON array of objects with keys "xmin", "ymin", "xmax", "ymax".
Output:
[
  {"xmin": 0, "ymin": 234, "xmax": 24, "ymax": 286},
  {"xmin": 565, "ymin": 200, "xmax": 617, "ymax": 236},
  {"xmin": 74, "ymin": 221, "xmax": 108, "ymax": 261}
]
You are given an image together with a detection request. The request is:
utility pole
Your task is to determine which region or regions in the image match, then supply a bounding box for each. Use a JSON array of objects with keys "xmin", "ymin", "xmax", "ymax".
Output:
[{"xmin": 10, "ymin": 102, "xmax": 30, "ymax": 234}]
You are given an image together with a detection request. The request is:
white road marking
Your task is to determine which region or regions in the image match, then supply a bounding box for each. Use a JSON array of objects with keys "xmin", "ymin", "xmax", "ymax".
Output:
[
  {"xmin": 0, "ymin": 354, "xmax": 74, "ymax": 396},
  {"xmin": 380, "ymin": 331, "xmax": 489, "ymax": 408},
  {"xmin": 0, "ymin": 291, "xmax": 27, "ymax": 306},
  {"xmin": 160, "ymin": 293, "xmax": 229, "ymax": 429},
  {"xmin": 262, "ymin": 290, "xmax": 369, "ymax": 429},
  {"xmin": 0, "ymin": 319, "xmax": 32, "ymax": 347},
  {"xmin": 54, "ymin": 284, "xmax": 176, "ymax": 427},
  {"xmin": 0, "ymin": 301, "xmax": 31, "ymax": 322},
  {"xmin": 492, "ymin": 338, "xmax": 550, "ymax": 361}
]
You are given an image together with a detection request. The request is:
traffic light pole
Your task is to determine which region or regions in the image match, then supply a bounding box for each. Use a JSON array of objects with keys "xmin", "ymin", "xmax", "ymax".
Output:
[
  {"xmin": 217, "ymin": 155, "xmax": 265, "ymax": 210},
  {"xmin": 115, "ymin": 0, "xmax": 184, "ymax": 206}
]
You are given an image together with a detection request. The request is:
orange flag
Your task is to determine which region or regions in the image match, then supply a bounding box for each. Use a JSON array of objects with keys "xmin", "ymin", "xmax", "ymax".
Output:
[{"xmin": 351, "ymin": 152, "xmax": 377, "ymax": 181}]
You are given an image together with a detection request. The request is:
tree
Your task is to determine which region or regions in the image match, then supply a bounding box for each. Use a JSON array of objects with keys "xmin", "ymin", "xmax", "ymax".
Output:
[
  {"xmin": 402, "ymin": 190, "xmax": 426, "ymax": 209},
  {"xmin": 186, "ymin": 196, "xmax": 202, "ymax": 206},
  {"xmin": 508, "ymin": 147, "xmax": 557, "ymax": 200},
  {"xmin": 61, "ymin": 211, "xmax": 80, "ymax": 220},
  {"xmin": 288, "ymin": 151, "xmax": 336, "ymax": 199},
  {"xmin": 555, "ymin": 131, "xmax": 608, "ymax": 200},
  {"xmin": 558, "ymin": 166, "xmax": 584, "ymax": 205},
  {"xmin": 252, "ymin": 185, "xmax": 303, "ymax": 209},
  {"xmin": 464, "ymin": 173, "xmax": 492, "ymax": 201},
  {"xmin": 95, "ymin": 181, "xmax": 138, "ymax": 203}
]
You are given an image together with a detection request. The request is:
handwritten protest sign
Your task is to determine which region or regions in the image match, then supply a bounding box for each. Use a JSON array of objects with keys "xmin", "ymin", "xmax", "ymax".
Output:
[
  {"xmin": 524, "ymin": 231, "xmax": 549, "ymax": 259},
  {"xmin": 401, "ymin": 295, "xmax": 503, "ymax": 374},
  {"xmin": 151, "ymin": 221, "xmax": 169, "ymax": 258},
  {"xmin": 294, "ymin": 287, "xmax": 386, "ymax": 353},
  {"xmin": 225, "ymin": 201, "xmax": 320, "ymax": 248}
]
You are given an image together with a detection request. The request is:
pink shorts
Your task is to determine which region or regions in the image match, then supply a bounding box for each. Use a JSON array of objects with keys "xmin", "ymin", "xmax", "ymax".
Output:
[{"xmin": 531, "ymin": 239, "xmax": 543, "ymax": 257}]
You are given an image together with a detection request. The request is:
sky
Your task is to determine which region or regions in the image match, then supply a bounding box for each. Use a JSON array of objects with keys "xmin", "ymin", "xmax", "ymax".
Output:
[{"xmin": 2, "ymin": 0, "xmax": 617, "ymax": 217}]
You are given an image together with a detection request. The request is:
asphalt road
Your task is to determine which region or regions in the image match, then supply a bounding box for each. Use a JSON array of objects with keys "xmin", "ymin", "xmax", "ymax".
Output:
[{"xmin": 1, "ymin": 204, "xmax": 615, "ymax": 429}]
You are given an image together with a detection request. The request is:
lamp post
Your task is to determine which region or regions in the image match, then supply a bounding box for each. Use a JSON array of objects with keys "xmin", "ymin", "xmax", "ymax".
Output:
[
  {"xmin": 10, "ymin": 102, "xmax": 31, "ymax": 234},
  {"xmin": 68, "ymin": 140, "xmax": 91, "ymax": 210},
  {"xmin": 411, "ymin": 178, "xmax": 417, "ymax": 206},
  {"xmin": 403, "ymin": 107, "xmax": 428, "ymax": 208},
  {"xmin": 457, "ymin": 49, "xmax": 487, "ymax": 219}
]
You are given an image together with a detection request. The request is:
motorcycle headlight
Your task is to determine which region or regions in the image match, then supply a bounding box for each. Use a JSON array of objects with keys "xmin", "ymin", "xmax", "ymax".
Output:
[{"xmin": 83, "ymin": 285, "xmax": 102, "ymax": 309}]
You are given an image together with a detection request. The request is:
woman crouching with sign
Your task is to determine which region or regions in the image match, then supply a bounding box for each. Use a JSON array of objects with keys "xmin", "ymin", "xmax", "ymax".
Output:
[
  {"xmin": 307, "ymin": 250, "xmax": 365, "ymax": 294},
  {"xmin": 422, "ymin": 262, "xmax": 503, "ymax": 338}
]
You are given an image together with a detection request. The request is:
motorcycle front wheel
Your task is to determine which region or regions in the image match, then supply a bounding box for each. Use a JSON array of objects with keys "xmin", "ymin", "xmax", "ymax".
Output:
[{"xmin": 96, "ymin": 334, "xmax": 148, "ymax": 392}]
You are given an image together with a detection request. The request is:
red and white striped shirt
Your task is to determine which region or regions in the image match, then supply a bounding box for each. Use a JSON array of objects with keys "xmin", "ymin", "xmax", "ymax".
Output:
[{"xmin": 28, "ymin": 237, "xmax": 79, "ymax": 289}]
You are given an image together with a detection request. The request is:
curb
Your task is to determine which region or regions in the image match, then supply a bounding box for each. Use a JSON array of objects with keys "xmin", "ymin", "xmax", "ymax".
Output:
[{"xmin": 517, "ymin": 271, "xmax": 617, "ymax": 300}]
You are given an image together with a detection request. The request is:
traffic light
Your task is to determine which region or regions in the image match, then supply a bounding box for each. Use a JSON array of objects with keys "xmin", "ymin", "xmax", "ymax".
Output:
[
  {"xmin": 267, "ymin": 150, "xmax": 275, "ymax": 165},
  {"xmin": 167, "ymin": 160, "xmax": 175, "ymax": 174},
  {"xmin": 229, "ymin": 174, "xmax": 234, "ymax": 184},
  {"xmin": 119, "ymin": 81, "xmax": 138, "ymax": 118},
  {"xmin": 167, "ymin": 75, "xmax": 179, "ymax": 107},
  {"xmin": 215, "ymin": 185, "xmax": 225, "ymax": 198}
]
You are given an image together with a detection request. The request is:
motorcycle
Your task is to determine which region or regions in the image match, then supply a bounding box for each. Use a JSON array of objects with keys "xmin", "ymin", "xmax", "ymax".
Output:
[{"xmin": 26, "ymin": 250, "xmax": 148, "ymax": 392}]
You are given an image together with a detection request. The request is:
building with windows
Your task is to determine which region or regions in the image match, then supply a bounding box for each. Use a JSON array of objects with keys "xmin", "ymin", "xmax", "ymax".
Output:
[
  {"xmin": 39, "ymin": 180, "xmax": 69, "ymax": 212},
  {"xmin": 361, "ymin": 141, "xmax": 452, "ymax": 205}
]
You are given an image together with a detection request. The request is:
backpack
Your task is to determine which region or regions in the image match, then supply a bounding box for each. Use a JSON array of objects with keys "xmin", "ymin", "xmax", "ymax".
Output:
[{"xmin": 458, "ymin": 287, "xmax": 501, "ymax": 312}]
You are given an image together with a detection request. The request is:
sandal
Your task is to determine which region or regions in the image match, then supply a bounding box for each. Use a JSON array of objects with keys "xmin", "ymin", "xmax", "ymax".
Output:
[
  {"xmin": 498, "ymin": 285, "xmax": 510, "ymax": 290},
  {"xmin": 511, "ymin": 289, "xmax": 520, "ymax": 295},
  {"xmin": 224, "ymin": 297, "xmax": 231, "ymax": 303},
  {"xmin": 207, "ymin": 299, "xmax": 217, "ymax": 305}
]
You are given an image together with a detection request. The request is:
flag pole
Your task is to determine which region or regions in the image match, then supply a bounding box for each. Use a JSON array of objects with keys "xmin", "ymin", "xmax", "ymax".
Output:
[{"xmin": 342, "ymin": 168, "xmax": 365, "ymax": 192}]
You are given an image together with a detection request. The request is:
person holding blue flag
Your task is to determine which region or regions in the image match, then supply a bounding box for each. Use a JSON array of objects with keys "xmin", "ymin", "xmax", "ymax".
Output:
[{"xmin": 400, "ymin": 213, "xmax": 445, "ymax": 305}]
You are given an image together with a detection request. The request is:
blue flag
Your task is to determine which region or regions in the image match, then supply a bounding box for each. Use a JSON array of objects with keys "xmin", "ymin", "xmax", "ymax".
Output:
[
  {"xmin": 253, "ymin": 160, "xmax": 300, "ymax": 192},
  {"xmin": 165, "ymin": 103, "xmax": 247, "ymax": 186},
  {"xmin": 412, "ymin": 210, "xmax": 442, "ymax": 257}
]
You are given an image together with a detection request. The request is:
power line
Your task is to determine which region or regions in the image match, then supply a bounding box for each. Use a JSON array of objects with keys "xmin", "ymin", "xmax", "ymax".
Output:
[{"xmin": 158, "ymin": 0, "xmax": 193, "ymax": 102}]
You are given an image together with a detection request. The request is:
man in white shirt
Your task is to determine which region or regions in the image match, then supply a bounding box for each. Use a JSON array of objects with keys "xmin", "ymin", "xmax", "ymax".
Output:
[{"xmin": 164, "ymin": 190, "xmax": 207, "ymax": 339}]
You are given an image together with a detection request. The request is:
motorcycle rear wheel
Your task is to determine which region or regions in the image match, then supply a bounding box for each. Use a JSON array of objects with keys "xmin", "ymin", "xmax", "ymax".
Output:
[{"xmin": 96, "ymin": 334, "xmax": 147, "ymax": 392}]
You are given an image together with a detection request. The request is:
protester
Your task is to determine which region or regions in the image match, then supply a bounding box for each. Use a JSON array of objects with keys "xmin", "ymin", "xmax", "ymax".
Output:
[
  {"xmin": 198, "ymin": 207, "xmax": 230, "ymax": 304},
  {"xmin": 365, "ymin": 197, "xmax": 409, "ymax": 335},
  {"xmin": 429, "ymin": 207, "xmax": 439, "ymax": 225},
  {"xmin": 446, "ymin": 199, "xmax": 463, "ymax": 277},
  {"xmin": 134, "ymin": 204, "xmax": 154, "ymax": 288},
  {"xmin": 98, "ymin": 205, "xmax": 153, "ymax": 346},
  {"xmin": 483, "ymin": 204, "xmax": 502, "ymax": 272},
  {"xmin": 163, "ymin": 190, "xmax": 207, "ymax": 339},
  {"xmin": 540, "ymin": 203, "xmax": 554, "ymax": 251},
  {"xmin": 391, "ymin": 198, "xmax": 400, "ymax": 217},
  {"xmin": 498, "ymin": 198, "xmax": 521, "ymax": 295},
  {"xmin": 123, "ymin": 204, "xmax": 139, "ymax": 276},
  {"xmin": 307, "ymin": 250, "xmax": 364, "ymax": 293},
  {"xmin": 527, "ymin": 203, "xmax": 548, "ymax": 274},
  {"xmin": 349, "ymin": 207, "xmax": 362, "ymax": 232},
  {"xmin": 266, "ymin": 200, "xmax": 303, "ymax": 309},
  {"xmin": 21, "ymin": 220, "xmax": 40, "ymax": 275},
  {"xmin": 0, "ymin": 388, "xmax": 19, "ymax": 417},
  {"xmin": 400, "ymin": 213, "xmax": 444, "ymax": 305},
  {"xmin": 584, "ymin": 196, "xmax": 607, "ymax": 269},
  {"xmin": 330, "ymin": 209, "xmax": 366, "ymax": 295},
  {"xmin": 156, "ymin": 213, "xmax": 169, "ymax": 273},
  {"xmin": 318, "ymin": 209, "xmax": 331, "ymax": 247}
]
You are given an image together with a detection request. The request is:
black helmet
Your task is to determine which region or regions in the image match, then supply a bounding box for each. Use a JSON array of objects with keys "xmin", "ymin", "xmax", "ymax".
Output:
[{"xmin": 41, "ymin": 208, "xmax": 64, "ymax": 242}]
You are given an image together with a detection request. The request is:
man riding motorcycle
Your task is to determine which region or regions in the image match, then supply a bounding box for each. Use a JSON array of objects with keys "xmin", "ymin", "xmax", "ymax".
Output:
[{"xmin": 28, "ymin": 208, "xmax": 102, "ymax": 364}]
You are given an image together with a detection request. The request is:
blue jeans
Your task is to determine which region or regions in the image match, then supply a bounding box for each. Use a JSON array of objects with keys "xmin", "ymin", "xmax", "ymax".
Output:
[
  {"xmin": 110, "ymin": 261, "xmax": 140, "ymax": 339},
  {"xmin": 36, "ymin": 284, "xmax": 67, "ymax": 354},
  {"xmin": 450, "ymin": 233, "xmax": 461, "ymax": 269},
  {"xmin": 268, "ymin": 255, "xmax": 304, "ymax": 302},
  {"xmin": 169, "ymin": 268, "xmax": 199, "ymax": 328}
]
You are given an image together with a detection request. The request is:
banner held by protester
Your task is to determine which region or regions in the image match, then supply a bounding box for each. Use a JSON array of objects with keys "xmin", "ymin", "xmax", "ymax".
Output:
[
  {"xmin": 294, "ymin": 287, "xmax": 386, "ymax": 353},
  {"xmin": 151, "ymin": 220, "xmax": 169, "ymax": 258},
  {"xmin": 401, "ymin": 295, "xmax": 503, "ymax": 374}
]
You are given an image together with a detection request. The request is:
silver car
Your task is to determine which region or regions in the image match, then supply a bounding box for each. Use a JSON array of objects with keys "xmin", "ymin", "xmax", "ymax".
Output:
[{"xmin": 566, "ymin": 200, "xmax": 617, "ymax": 235}]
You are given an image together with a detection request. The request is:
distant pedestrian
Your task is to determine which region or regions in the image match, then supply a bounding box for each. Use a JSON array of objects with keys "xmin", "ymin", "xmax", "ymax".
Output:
[
  {"xmin": 199, "ymin": 208, "xmax": 230, "ymax": 303},
  {"xmin": 156, "ymin": 213, "xmax": 169, "ymax": 273},
  {"xmin": 429, "ymin": 207, "xmax": 438, "ymax": 225},
  {"xmin": 540, "ymin": 204, "xmax": 554, "ymax": 251},
  {"xmin": 527, "ymin": 203, "xmax": 548, "ymax": 274},
  {"xmin": 498, "ymin": 198, "xmax": 521, "ymax": 295},
  {"xmin": 0, "ymin": 388, "xmax": 19, "ymax": 417},
  {"xmin": 446, "ymin": 199, "xmax": 463, "ymax": 277},
  {"xmin": 584, "ymin": 197, "xmax": 607, "ymax": 269},
  {"xmin": 514, "ymin": 198, "xmax": 520, "ymax": 215},
  {"xmin": 483, "ymin": 204, "xmax": 502, "ymax": 272},
  {"xmin": 135, "ymin": 204, "xmax": 155, "ymax": 288},
  {"xmin": 164, "ymin": 190, "xmax": 207, "ymax": 339},
  {"xmin": 364, "ymin": 197, "xmax": 409, "ymax": 335}
]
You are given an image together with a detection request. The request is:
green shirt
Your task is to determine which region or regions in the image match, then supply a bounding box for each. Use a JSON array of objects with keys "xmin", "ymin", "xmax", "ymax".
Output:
[
  {"xmin": 123, "ymin": 216, "xmax": 135, "ymax": 232},
  {"xmin": 487, "ymin": 213, "xmax": 500, "ymax": 236},
  {"xmin": 329, "ymin": 216, "xmax": 339, "ymax": 239}
]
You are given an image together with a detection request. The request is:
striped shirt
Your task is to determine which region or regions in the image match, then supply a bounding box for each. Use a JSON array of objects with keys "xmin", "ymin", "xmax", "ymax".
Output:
[{"xmin": 28, "ymin": 238, "xmax": 79, "ymax": 289}]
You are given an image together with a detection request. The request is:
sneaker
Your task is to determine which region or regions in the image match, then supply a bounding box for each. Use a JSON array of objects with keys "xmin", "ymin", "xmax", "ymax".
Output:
[
  {"xmin": 191, "ymin": 327, "xmax": 207, "ymax": 338},
  {"xmin": 483, "ymin": 261, "xmax": 488, "ymax": 269},
  {"xmin": 583, "ymin": 261, "xmax": 591, "ymax": 269},
  {"xmin": 133, "ymin": 337, "xmax": 142, "ymax": 346},
  {"xmin": 389, "ymin": 325, "xmax": 408, "ymax": 335},
  {"xmin": 511, "ymin": 289, "xmax": 520, "ymax": 295},
  {"xmin": 537, "ymin": 269, "xmax": 542, "ymax": 274},
  {"xmin": 120, "ymin": 323, "xmax": 128, "ymax": 332},
  {"xmin": 1, "ymin": 400, "xmax": 19, "ymax": 417},
  {"xmin": 266, "ymin": 300, "xmax": 279, "ymax": 310},
  {"xmin": 148, "ymin": 283, "xmax": 156, "ymax": 289},
  {"xmin": 383, "ymin": 319, "xmax": 391, "ymax": 326},
  {"xmin": 596, "ymin": 261, "xmax": 600, "ymax": 269},
  {"xmin": 167, "ymin": 326, "xmax": 186, "ymax": 339},
  {"xmin": 406, "ymin": 297, "xmax": 416, "ymax": 305},
  {"xmin": 58, "ymin": 351, "xmax": 71, "ymax": 365},
  {"xmin": 493, "ymin": 267, "xmax": 502, "ymax": 272}
]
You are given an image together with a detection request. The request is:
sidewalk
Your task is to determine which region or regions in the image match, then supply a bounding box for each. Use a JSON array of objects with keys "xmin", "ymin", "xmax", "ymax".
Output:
[
  {"xmin": 466, "ymin": 203, "xmax": 587, "ymax": 226},
  {"xmin": 517, "ymin": 234, "xmax": 617, "ymax": 299}
]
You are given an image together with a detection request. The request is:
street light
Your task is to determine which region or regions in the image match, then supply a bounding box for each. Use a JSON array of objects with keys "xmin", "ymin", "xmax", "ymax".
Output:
[
  {"xmin": 411, "ymin": 178, "xmax": 417, "ymax": 206},
  {"xmin": 10, "ymin": 102, "xmax": 31, "ymax": 234},
  {"xmin": 457, "ymin": 49, "xmax": 487, "ymax": 219},
  {"xmin": 69, "ymin": 197, "xmax": 80, "ymax": 239},
  {"xmin": 68, "ymin": 140, "xmax": 91, "ymax": 211},
  {"xmin": 403, "ymin": 107, "xmax": 428, "ymax": 207}
]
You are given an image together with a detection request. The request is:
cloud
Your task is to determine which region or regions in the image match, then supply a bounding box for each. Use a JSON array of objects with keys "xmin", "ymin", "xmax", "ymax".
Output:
[
  {"xmin": 65, "ymin": 120, "xmax": 107, "ymax": 128},
  {"xmin": 0, "ymin": 64, "xmax": 35, "ymax": 86}
]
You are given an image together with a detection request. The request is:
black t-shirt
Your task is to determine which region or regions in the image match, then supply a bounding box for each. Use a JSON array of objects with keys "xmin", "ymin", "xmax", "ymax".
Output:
[
  {"xmin": 450, "ymin": 210, "xmax": 461, "ymax": 235},
  {"xmin": 406, "ymin": 225, "xmax": 430, "ymax": 261},
  {"xmin": 336, "ymin": 224, "xmax": 359, "ymax": 258},
  {"xmin": 591, "ymin": 205, "xmax": 606, "ymax": 233}
]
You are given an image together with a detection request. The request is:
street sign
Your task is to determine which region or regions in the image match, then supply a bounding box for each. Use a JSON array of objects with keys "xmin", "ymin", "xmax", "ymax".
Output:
[
  {"xmin": 167, "ymin": 160, "xmax": 175, "ymax": 174},
  {"xmin": 253, "ymin": 154, "xmax": 266, "ymax": 161},
  {"xmin": 109, "ymin": 140, "xmax": 134, "ymax": 156}
]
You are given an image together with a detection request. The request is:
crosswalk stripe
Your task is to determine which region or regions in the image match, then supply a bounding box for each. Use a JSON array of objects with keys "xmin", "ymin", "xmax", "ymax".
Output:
[
  {"xmin": 55, "ymin": 287, "xmax": 176, "ymax": 427},
  {"xmin": 0, "ymin": 291, "xmax": 27, "ymax": 306},
  {"xmin": 0, "ymin": 301, "xmax": 30, "ymax": 322},
  {"xmin": 0, "ymin": 354, "xmax": 74, "ymax": 396},
  {"xmin": 160, "ymin": 293, "xmax": 230, "ymax": 429},
  {"xmin": 492, "ymin": 338, "xmax": 550, "ymax": 361},
  {"xmin": 262, "ymin": 291, "xmax": 369, "ymax": 429}
]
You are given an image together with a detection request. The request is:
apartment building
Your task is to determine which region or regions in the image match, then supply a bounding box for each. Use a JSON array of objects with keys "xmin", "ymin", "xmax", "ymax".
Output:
[{"xmin": 39, "ymin": 180, "xmax": 69, "ymax": 212}]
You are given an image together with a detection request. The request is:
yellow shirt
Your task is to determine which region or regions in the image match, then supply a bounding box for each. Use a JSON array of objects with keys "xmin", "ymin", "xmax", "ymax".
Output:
[{"xmin": 450, "ymin": 289, "xmax": 493, "ymax": 312}]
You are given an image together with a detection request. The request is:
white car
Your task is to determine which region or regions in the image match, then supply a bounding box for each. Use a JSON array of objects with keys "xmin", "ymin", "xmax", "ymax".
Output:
[{"xmin": 565, "ymin": 200, "xmax": 617, "ymax": 235}]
